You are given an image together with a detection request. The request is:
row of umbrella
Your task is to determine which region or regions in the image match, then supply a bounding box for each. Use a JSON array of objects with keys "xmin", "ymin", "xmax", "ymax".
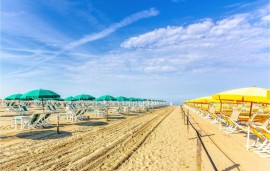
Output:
[
  {"xmin": 4, "ymin": 89, "xmax": 166, "ymax": 102},
  {"xmin": 184, "ymin": 86, "xmax": 270, "ymax": 116},
  {"xmin": 185, "ymin": 87, "xmax": 270, "ymax": 104}
]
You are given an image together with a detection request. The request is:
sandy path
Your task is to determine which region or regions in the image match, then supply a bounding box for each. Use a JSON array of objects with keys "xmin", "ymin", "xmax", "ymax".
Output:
[
  {"xmin": 118, "ymin": 106, "xmax": 198, "ymax": 171},
  {"xmin": 183, "ymin": 105, "xmax": 270, "ymax": 171},
  {"xmin": 0, "ymin": 107, "xmax": 174, "ymax": 171}
]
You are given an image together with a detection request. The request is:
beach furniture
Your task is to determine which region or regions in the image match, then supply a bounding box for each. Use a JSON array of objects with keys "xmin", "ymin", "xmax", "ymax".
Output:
[
  {"xmin": 35, "ymin": 113, "xmax": 52, "ymax": 128},
  {"xmin": 223, "ymin": 110, "xmax": 247, "ymax": 133},
  {"xmin": 24, "ymin": 114, "xmax": 41, "ymax": 129},
  {"xmin": 248, "ymin": 125, "xmax": 269, "ymax": 151},
  {"xmin": 248, "ymin": 126, "xmax": 270, "ymax": 157},
  {"xmin": 20, "ymin": 105, "xmax": 30, "ymax": 115},
  {"xmin": 69, "ymin": 109, "xmax": 83, "ymax": 122},
  {"xmin": 76, "ymin": 109, "xmax": 88, "ymax": 120},
  {"xmin": 14, "ymin": 116, "xmax": 30, "ymax": 130}
]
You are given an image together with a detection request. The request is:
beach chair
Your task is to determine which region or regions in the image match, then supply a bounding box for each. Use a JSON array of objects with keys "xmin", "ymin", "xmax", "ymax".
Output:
[
  {"xmin": 255, "ymin": 128, "xmax": 270, "ymax": 156},
  {"xmin": 26, "ymin": 114, "xmax": 41, "ymax": 129},
  {"xmin": 69, "ymin": 109, "xmax": 83, "ymax": 122},
  {"xmin": 77, "ymin": 109, "xmax": 88, "ymax": 120},
  {"xmin": 35, "ymin": 114, "xmax": 52, "ymax": 128},
  {"xmin": 223, "ymin": 110, "xmax": 247, "ymax": 134},
  {"xmin": 246, "ymin": 126, "xmax": 270, "ymax": 157},
  {"xmin": 248, "ymin": 125, "xmax": 269, "ymax": 151},
  {"xmin": 20, "ymin": 105, "xmax": 30, "ymax": 115},
  {"xmin": 13, "ymin": 114, "xmax": 41, "ymax": 129}
]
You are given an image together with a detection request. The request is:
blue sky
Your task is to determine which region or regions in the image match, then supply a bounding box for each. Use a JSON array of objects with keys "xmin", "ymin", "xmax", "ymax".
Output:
[{"xmin": 1, "ymin": 0, "xmax": 270, "ymax": 104}]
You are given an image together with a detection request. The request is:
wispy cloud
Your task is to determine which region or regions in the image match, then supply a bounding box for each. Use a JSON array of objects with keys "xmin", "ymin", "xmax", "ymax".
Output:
[
  {"xmin": 65, "ymin": 8, "xmax": 159, "ymax": 49},
  {"xmin": 6, "ymin": 8, "xmax": 159, "ymax": 76}
]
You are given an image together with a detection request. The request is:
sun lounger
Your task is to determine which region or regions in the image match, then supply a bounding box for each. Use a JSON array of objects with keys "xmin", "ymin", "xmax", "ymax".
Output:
[
  {"xmin": 26, "ymin": 114, "xmax": 41, "ymax": 129},
  {"xmin": 247, "ymin": 126, "xmax": 270, "ymax": 157},
  {"xmin": 223, "ymin": 110, "xmax": 247, "ymax": 134},
  {"xmin": 77, "ymin": 109, "xmax": 88, "ymax": 120},
  {"xmin": 35, "ymin": 113, "xmax": 52, "ymax": 128}
]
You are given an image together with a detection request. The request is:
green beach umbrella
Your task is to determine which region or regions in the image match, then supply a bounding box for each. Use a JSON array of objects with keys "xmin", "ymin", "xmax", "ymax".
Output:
[
  {"xmin": 74, "ymin": 94, "xmax": 95, "ymax": 100},
  {"xmin": 128, "ymin": 97, "xmax": 137, "ymax": 101},
  {"xmin": 135, "ymin": 98, "xmax": 143, "ymax": 102},
  {"xmin": 115, "ymin": 96, "xmax": 129, "ymax": 101},
  {"xmin": 65, "ymin": 96, "xmax": 76, "ymax": 101},
  {"xmin": 23, "ymin": 89, "xmax": 60, "ymax": 99},
  {"xmin": 23, "ymin": 89, "xmax": 61, "ymax": 134},
  {"xmin": 22, "ymin": 89, "xmax": 60, "ymax": 113},
  {"xmin": 96, "ymin": 95, "xmax": 116, "ymax": 101},
  {"xmin": 4, "ymin": 94, "xmax": 23, "ymax": 100}
]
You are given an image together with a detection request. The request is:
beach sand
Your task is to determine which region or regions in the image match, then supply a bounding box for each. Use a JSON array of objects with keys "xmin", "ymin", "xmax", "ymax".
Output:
[{"xmin": 0, "ymin": 106, "xmax": 269, "ymax": 170}]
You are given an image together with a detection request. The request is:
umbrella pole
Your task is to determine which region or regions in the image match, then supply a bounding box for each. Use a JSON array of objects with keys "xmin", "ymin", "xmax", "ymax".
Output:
[
  {"xmin": 249, "ymin": 102, "xmax": 253, "ymax": 117},
  {"xmin": 42, "ymin": 98, "xmax": 45, "ymax": 114},
  {"xmin": 57, "ymin": 114, "xmax": 60, "ymax": 134}
]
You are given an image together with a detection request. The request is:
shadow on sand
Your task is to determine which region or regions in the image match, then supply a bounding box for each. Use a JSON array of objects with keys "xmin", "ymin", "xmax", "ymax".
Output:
[
  {"xmin": 75, "ymin": 121, "xmax": 108, "ymax": 126},
  {"xmin": 16, "ymin": 130, "xmax": 72, "ymax": 140},
  {"xmin": 108, "ymin": 116, "xmax": 126, "ymax": 120},
  {"xmin": 121, "ymin": 113, "xmax": 139, "ymax": 116}
]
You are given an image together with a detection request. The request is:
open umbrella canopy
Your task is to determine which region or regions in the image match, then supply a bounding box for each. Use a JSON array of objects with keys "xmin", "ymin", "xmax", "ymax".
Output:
[
  {"xmin": 4, "ymin": 93, "xmax": 22, "ymax": 100},
  {"xmin": 135, "ymin": 98, "xmax": 143, "ymax": 101},
  {"xmin": 95, "ymin": 95, "xmax": 116, "ymax": 101},
  {"xmin": 22, "ymin": 89, "xmax": 60, "ymax": 100},
  {"xmin": 193, "ymin": 96, "xmax": 220, "ymax": 103},
  {"xmin": 212, "ymin": 87, "xmax": 270, "ymax": 104},
  {"xmin": 74, "ymin": 94, "xmax": 95, "ymax": 100},
  {"xmin": 128, "ymin": 97, "xmax": 137, "ymax": 101},
  {"xmin": 116, "ymin": 96, "xmax": 129, "ymax": 101},
  {"xmin": 65, "ymin": 96, "xmax": 76, "ymax": 101}
]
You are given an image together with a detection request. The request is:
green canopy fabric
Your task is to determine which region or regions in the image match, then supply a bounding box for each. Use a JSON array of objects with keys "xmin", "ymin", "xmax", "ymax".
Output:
[
  {"xmin": 4, "ymin": 94, "xmax": 22, "ymax": 100},
  {"xmin": 128, "ymin": 97, "xmax": 137, "ymax": 101},
  {"xmin": 65, "ymin": 96, "xmax": 76, "ymax": 101},
  {"xmin": 115, "ymin": 96, "xmax": 129, "ymax": 101},
  {"xmin": 95, "ymin": 95, "xmax": 116, "ymax": 101},
  {"xmin": 135, "ymin": 98, "xmax": 143, "ymax": 102},
  {"xmin": 74, "ymin": 94, "xmax": 95, "ymax": 100},
  {"xmin": 22, "ymin": 89, "xmax": 60, "ymax": 100}
]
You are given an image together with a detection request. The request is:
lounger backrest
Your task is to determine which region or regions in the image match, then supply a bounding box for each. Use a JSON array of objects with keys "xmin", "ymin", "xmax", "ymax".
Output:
[
  {"xmin": 31, "ymin": 114, "xmax": 40, "ymax": 124},
  {"xmin": 248, "ymin": 114, "xmax": 258, "ymax": 123},
  {"xmin": 76, "ymin": 110, "xmax": 82, "ymax": 116},
  {"xmin": 250, "ymin": 125, "xmax": 265, "ymax": 140},
  {"xmin": 230, "ymin": 110, "xmax": 241, "ymax": 121},
  {"xmin": 262, "ymin": 118, "xmax": 269, "ymax": 128},
  {"xmin": 260, "ymin": 128, "xmax": 270, "ymax": 140},
  {"xmin": 37, "ymin": 114, "xmax": 51, "ymax": 124},
  {"xmin": 22, "ymin": 106, "xmax": 28, "ymax": 111},
  {"xmin": 209, "ymin": 107, "xmax": 215, "ymax": 114},
  {"xmin": 52, "ymin": 106, "xmax": 57, "ymax": 110}
]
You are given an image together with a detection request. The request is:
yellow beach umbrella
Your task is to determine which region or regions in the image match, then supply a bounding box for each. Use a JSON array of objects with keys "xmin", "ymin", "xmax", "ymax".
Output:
[
  {"xmin": 195, "ymin": 96, "xmax": 220, "ymax": 103},
  {"xmin": 212, "ymin": 86, "xmax": 270, "ymax": 116},
  {"xmin": 212, "ymin": 87, "xmax": 270, "ymax": 104}
]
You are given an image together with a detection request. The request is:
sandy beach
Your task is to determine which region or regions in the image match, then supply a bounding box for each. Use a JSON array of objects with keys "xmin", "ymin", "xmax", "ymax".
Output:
[{"xmin": 0, "ymin": 106, "xmax": 269, "ymax": 170}]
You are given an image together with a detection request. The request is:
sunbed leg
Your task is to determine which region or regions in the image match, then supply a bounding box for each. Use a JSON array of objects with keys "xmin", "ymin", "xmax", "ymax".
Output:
[{"xmin": 246, "ymin": 126, "xmax": 250, "ymax": 150}]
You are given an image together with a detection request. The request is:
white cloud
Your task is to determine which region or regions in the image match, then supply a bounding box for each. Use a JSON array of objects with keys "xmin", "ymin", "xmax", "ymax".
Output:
[
  {"xmin": 65, "ymin": 8, "xmax": 159, "ymax": 49},
  {"xmin": 5, "ymin": 8, "xmax": 159, "ymax": 77},
  {"xmin": 120, "ymin": 14, "xmax": 251, "ymax": 49},
  {"xmin": 262, "ymin": 14, "xmax": 270, "ymax": 21}
]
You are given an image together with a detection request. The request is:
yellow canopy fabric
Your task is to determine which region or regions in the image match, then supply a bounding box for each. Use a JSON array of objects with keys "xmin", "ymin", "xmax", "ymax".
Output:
[
  {"xmin": 194, "ymin": 96, "xmax": 220, "ymax": 103},
  {"xmin": 185, "ymin": 96, "xmax": 220, "ymax": 103},
  {"xmin": 212, "ymin": 87, "xmax": 270, "ymax": 104}
]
